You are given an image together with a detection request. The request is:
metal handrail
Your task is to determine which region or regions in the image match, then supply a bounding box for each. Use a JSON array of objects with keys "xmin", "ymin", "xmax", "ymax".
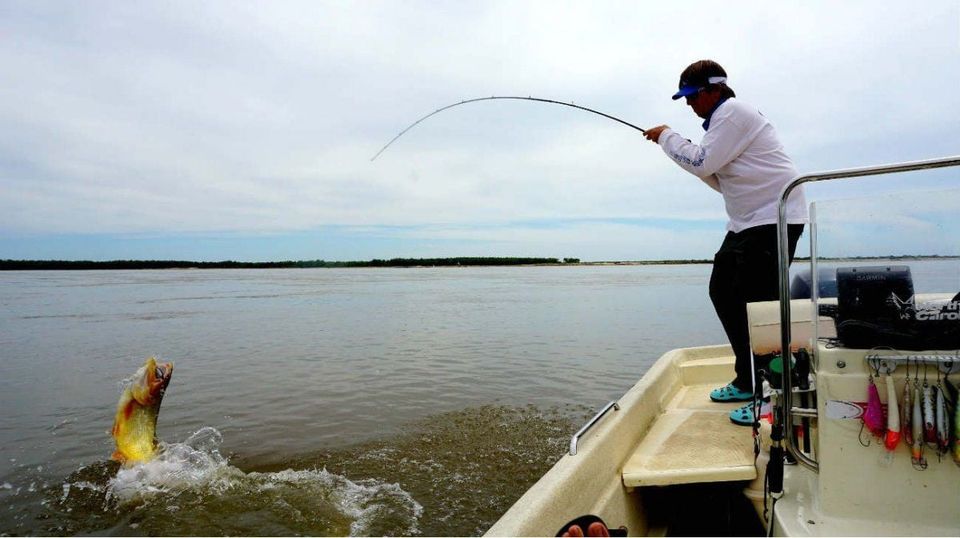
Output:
[
  {"xmin": 569, "ymin": 400, "xmax": 620, "ymax": 455},
  {"xmin": 777, "ymin": 155, "xmax": 960, "ymax": 472}
]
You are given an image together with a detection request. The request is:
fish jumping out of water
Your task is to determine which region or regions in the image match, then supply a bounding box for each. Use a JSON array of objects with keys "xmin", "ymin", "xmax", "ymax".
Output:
[{"xmin": 111, "ymin": 357, "xmax": 174, "ymax": 465}]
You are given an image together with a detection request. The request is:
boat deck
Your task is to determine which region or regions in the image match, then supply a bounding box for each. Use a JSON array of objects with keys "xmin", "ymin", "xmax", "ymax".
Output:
[
  {"xmin": 485, "ymin": 346, "xmax": 759, "ymax": 537},
  {"xmin": 622, "ymin": 357, "xmax": 756, "ymax": 487}
]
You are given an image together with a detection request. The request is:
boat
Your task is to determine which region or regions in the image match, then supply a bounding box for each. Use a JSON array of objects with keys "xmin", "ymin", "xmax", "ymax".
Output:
[{"xmin": 486, "ymin": 156, "xmax": 960, "ymax": 536}]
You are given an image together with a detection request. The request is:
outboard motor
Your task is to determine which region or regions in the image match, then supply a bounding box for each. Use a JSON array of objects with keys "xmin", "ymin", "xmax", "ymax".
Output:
[{"xmin": 789, "ymin": 267, "xmax": 838, "ymax": 299}]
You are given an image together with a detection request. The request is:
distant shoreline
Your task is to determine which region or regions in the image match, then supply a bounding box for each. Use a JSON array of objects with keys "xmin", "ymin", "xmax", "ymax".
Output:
[
  {"xmin": 2, "ymin": 255, "xmax": 958, "ymax": 271},
  {"xmin": 584, "ymin": 255, "xmax": 960, "ymax": 266}
]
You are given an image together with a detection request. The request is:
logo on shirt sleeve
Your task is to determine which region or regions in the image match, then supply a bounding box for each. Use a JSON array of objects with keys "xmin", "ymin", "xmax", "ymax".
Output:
[{"xmin": 670, "ymin": 148, "xmax": 706, "ymax": 167}]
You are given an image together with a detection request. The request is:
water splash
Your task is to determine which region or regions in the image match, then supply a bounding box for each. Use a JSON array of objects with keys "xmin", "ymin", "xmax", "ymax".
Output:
[
  {"xmin": 98, "ymin": 426, "xmax": 422, "ymax": 536},
  {"xmin": 5, "ymin": 405, "xmax": 577, "ymax": 536},
  {"xmin": 115, "ymin": 364, "xmax": 147, "ymax": 393},
  {"xmin": 310, "ymin": 404, "xmax": 582, "ymax": 536},
  {"xmin": 106, "ymin": 427, "xmax": 229, "ymax": 503}
]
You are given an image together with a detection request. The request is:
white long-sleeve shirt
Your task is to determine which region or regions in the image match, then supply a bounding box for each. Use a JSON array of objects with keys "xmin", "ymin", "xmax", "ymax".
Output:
[{"xmin": 658, "ymin": 98, "xmax": 807, "ymax": 233}]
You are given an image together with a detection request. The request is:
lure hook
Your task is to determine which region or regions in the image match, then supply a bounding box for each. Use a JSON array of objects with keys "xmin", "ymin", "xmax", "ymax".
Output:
[{"xmin": 858, "ymin": 422, "xmax": 871, "ymax": 447}]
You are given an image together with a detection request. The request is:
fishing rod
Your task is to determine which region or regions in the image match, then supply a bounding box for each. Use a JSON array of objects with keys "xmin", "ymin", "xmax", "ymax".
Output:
[{"xmin": 370, "ymin": 96, "xmax": 646, "ymax": 161}]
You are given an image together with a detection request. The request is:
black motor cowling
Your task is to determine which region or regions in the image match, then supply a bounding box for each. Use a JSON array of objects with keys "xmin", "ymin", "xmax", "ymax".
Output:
[
  {"xmin": 825, "ymin": 265, "xmax": 960, "ymax": 350},
  {"xmin": 789, "ymin": 267, "xmax": 838, "ymax": 299}
]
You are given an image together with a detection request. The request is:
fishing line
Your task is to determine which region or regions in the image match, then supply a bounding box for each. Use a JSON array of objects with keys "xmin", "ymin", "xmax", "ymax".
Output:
[{"xmin": 370, "ymin": 96, "xmax": 646, "ymax": 161}]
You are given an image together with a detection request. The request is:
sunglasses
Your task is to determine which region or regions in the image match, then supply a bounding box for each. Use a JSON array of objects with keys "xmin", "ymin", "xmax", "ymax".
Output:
[{"xmin": 684, "ymin": 88, "xmax": 705, "ymax": 103}]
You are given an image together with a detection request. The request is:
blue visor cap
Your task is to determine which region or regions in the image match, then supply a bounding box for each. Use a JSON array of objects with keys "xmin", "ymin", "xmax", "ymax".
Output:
[{"xmin": 671, "ymin": 84, "xmax": 703, "ymax": 100}]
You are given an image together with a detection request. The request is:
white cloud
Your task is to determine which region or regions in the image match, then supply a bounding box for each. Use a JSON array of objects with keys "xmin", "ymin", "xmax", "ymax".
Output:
[
  {"xmin": 813, "ymin": 189, "xmax": 960, "ymax": 257},
  {"xmin": 1, "ymin": 0, "xmax": 958, "ymax": 258}
]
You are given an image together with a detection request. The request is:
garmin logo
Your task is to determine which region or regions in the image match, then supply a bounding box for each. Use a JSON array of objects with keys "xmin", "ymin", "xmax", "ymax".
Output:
[{"xmin": 855, "ymin": 274, "xmax": 887, "ymax": 281}]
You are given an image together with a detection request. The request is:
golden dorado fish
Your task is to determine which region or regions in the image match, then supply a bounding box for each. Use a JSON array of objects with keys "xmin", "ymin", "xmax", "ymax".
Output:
[{"xmin": 111, "ymin": 357, "xmax": 174, "ymax": 465}]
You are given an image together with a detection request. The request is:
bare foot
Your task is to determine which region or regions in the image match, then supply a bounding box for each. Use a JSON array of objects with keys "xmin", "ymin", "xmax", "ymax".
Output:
[{"xmin": 562, "ymin": 522, "xmax": 610, "ymax": 537}]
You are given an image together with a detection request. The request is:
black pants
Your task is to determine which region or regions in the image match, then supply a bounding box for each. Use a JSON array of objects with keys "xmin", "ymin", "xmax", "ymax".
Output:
[{"xmin": 709, "ymin": 224, "xmax": 804, "ymax": 391}]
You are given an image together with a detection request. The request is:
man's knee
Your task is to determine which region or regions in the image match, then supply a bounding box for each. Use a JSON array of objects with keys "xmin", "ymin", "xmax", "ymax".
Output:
[
  {"xmin": 709, "ymin": 275, "xmax": 732, "ymax": 307},
  {"xmin": 709, "ymin": 256, "xmax": 735, "ymax": 305}
]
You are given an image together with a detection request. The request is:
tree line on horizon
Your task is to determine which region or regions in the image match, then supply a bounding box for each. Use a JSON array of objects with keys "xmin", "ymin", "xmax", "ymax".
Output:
[
  {"xmin": 2, "ymin": 254, "xmax": 955, "ymax": 271},
  {"xmin": 0, "ymin": 257, "xmax": 578, "ymax": 270}
]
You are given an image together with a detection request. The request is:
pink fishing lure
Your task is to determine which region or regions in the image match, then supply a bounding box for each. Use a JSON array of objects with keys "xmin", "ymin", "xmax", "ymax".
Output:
[{"xmin": 864, "ymin": 376, "xmax": 886, "ymax": 438}]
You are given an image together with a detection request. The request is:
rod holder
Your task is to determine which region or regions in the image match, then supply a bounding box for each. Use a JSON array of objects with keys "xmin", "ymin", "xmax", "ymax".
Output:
[{"xmin": 866, "ymin": 354, "xmax": 960, "ymax": 375}]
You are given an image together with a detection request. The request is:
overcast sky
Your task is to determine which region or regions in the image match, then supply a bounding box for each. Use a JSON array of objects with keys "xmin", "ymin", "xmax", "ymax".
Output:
[{"xmin": 2, "ymin": 1, "xmax": 959, "ymax": 261}]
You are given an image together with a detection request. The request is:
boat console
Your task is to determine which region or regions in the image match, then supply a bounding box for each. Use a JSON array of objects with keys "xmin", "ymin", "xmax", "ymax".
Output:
[{"xmin": 763, "ymin": 156, "xmax": 960, "ymax": 535}]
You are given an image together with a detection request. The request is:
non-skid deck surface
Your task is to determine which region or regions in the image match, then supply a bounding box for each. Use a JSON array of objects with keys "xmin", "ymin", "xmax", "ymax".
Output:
[{"xmin": 621, "ymin": 383, "xmax": 757, "ymax": 487}]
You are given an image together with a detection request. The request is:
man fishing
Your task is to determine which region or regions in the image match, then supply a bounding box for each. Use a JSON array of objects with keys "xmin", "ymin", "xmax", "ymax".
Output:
[
  {"xmin": 371, "ymin": 62, "xmax": 806, "ymax": 426},
  {"xmin": 643, "ymin": 60, "xmax": 808, "ymax": 426}
]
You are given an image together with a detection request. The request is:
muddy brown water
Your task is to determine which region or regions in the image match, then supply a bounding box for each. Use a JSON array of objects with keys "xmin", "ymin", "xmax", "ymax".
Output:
[{"xmin": 2, "ymin": 263, "xmax": 954, "ymax": 535}]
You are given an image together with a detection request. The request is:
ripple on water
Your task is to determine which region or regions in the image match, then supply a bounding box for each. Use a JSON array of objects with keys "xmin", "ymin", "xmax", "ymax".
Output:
[
  {"xmin": 2, "ymin": 405, "xmax": 582, "ymax": 536},
  {"xmin": 7, "ymin": 427, "xmax": 422, "ymax": 537}
]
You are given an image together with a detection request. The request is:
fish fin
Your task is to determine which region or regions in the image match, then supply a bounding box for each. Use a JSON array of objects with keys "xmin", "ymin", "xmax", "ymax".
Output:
[
  {"xmin": 111, "ymin": 450, "xmax": 126, "ymax": 463},
  {"xmin": 123, "ymin": 399, "xmax": 136, "ymax": 420}
]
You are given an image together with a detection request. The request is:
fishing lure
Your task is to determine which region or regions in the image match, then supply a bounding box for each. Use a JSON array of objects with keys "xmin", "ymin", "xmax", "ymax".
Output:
[
  {"xmin": 863, "ymin": 374, "xmax": 886, "ymax": 439},
  {"xmin": 883, "ymin": 374, "xmax": 901, "ymax": 451},
  {"xmin": 952, "ymin": 380, "xmax": 960, "ymax": 466},
  {"xmin": 370, "ymin": 96, "xmax": 647, "ymax": 161},
  {"xmin": 923, "ymin": 382, "xmax": 936, "ymax": 444},
  {"xmin": 900, "ymin": 370, "xmax": 913, "ymax": 449},
  {"xmin": 935, "ymin": 384, "xmax": 949, "ymax": 455},
  {"xmin": 943, "ymin": 373, "xmax": 960, "ymax": 465},
  {"xmin": 911, "ymin": 381, "xmax": 925, "ymax": 468}
]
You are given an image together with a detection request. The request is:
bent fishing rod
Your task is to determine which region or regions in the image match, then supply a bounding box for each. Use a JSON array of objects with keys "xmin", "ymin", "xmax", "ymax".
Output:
[{"xmin": 370, "ymin": 96, "xmax": 646, "ymax": 161}]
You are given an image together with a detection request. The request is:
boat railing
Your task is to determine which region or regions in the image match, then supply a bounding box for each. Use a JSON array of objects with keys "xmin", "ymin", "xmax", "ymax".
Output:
[
  {"xmin": 569, "ymin": 400, "xmax": 620, "ymax": 455},
  {"xmin": 776, "ymin": 155, "xmax": 960, "ymax": 472}
]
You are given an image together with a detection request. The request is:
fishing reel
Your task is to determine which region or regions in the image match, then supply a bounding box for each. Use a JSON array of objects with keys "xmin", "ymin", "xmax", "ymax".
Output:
[{"xmin": 755, "ymin": 350, "xmax": 812, "ymax": 392}]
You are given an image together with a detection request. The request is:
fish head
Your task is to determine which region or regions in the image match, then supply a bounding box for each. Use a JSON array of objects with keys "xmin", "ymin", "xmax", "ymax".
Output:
[{"xmin": 129, "ymin": 356, "xmax": 174, "ymax": 407}]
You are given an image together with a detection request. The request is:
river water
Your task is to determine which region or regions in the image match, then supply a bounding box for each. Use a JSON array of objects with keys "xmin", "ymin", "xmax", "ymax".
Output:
[{"xmin": 1, "ymin": 262, "xmax": 955, "ymax": 536}]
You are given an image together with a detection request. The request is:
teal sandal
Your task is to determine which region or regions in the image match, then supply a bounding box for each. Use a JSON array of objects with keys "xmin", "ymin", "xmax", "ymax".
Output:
[
  {"xmin": 709, "ymin": 382, "xmax": 753, "ymax": 402},
  {"xmin": 729, "ymin": 402, "xmax": 755, "ymax": 426}
]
